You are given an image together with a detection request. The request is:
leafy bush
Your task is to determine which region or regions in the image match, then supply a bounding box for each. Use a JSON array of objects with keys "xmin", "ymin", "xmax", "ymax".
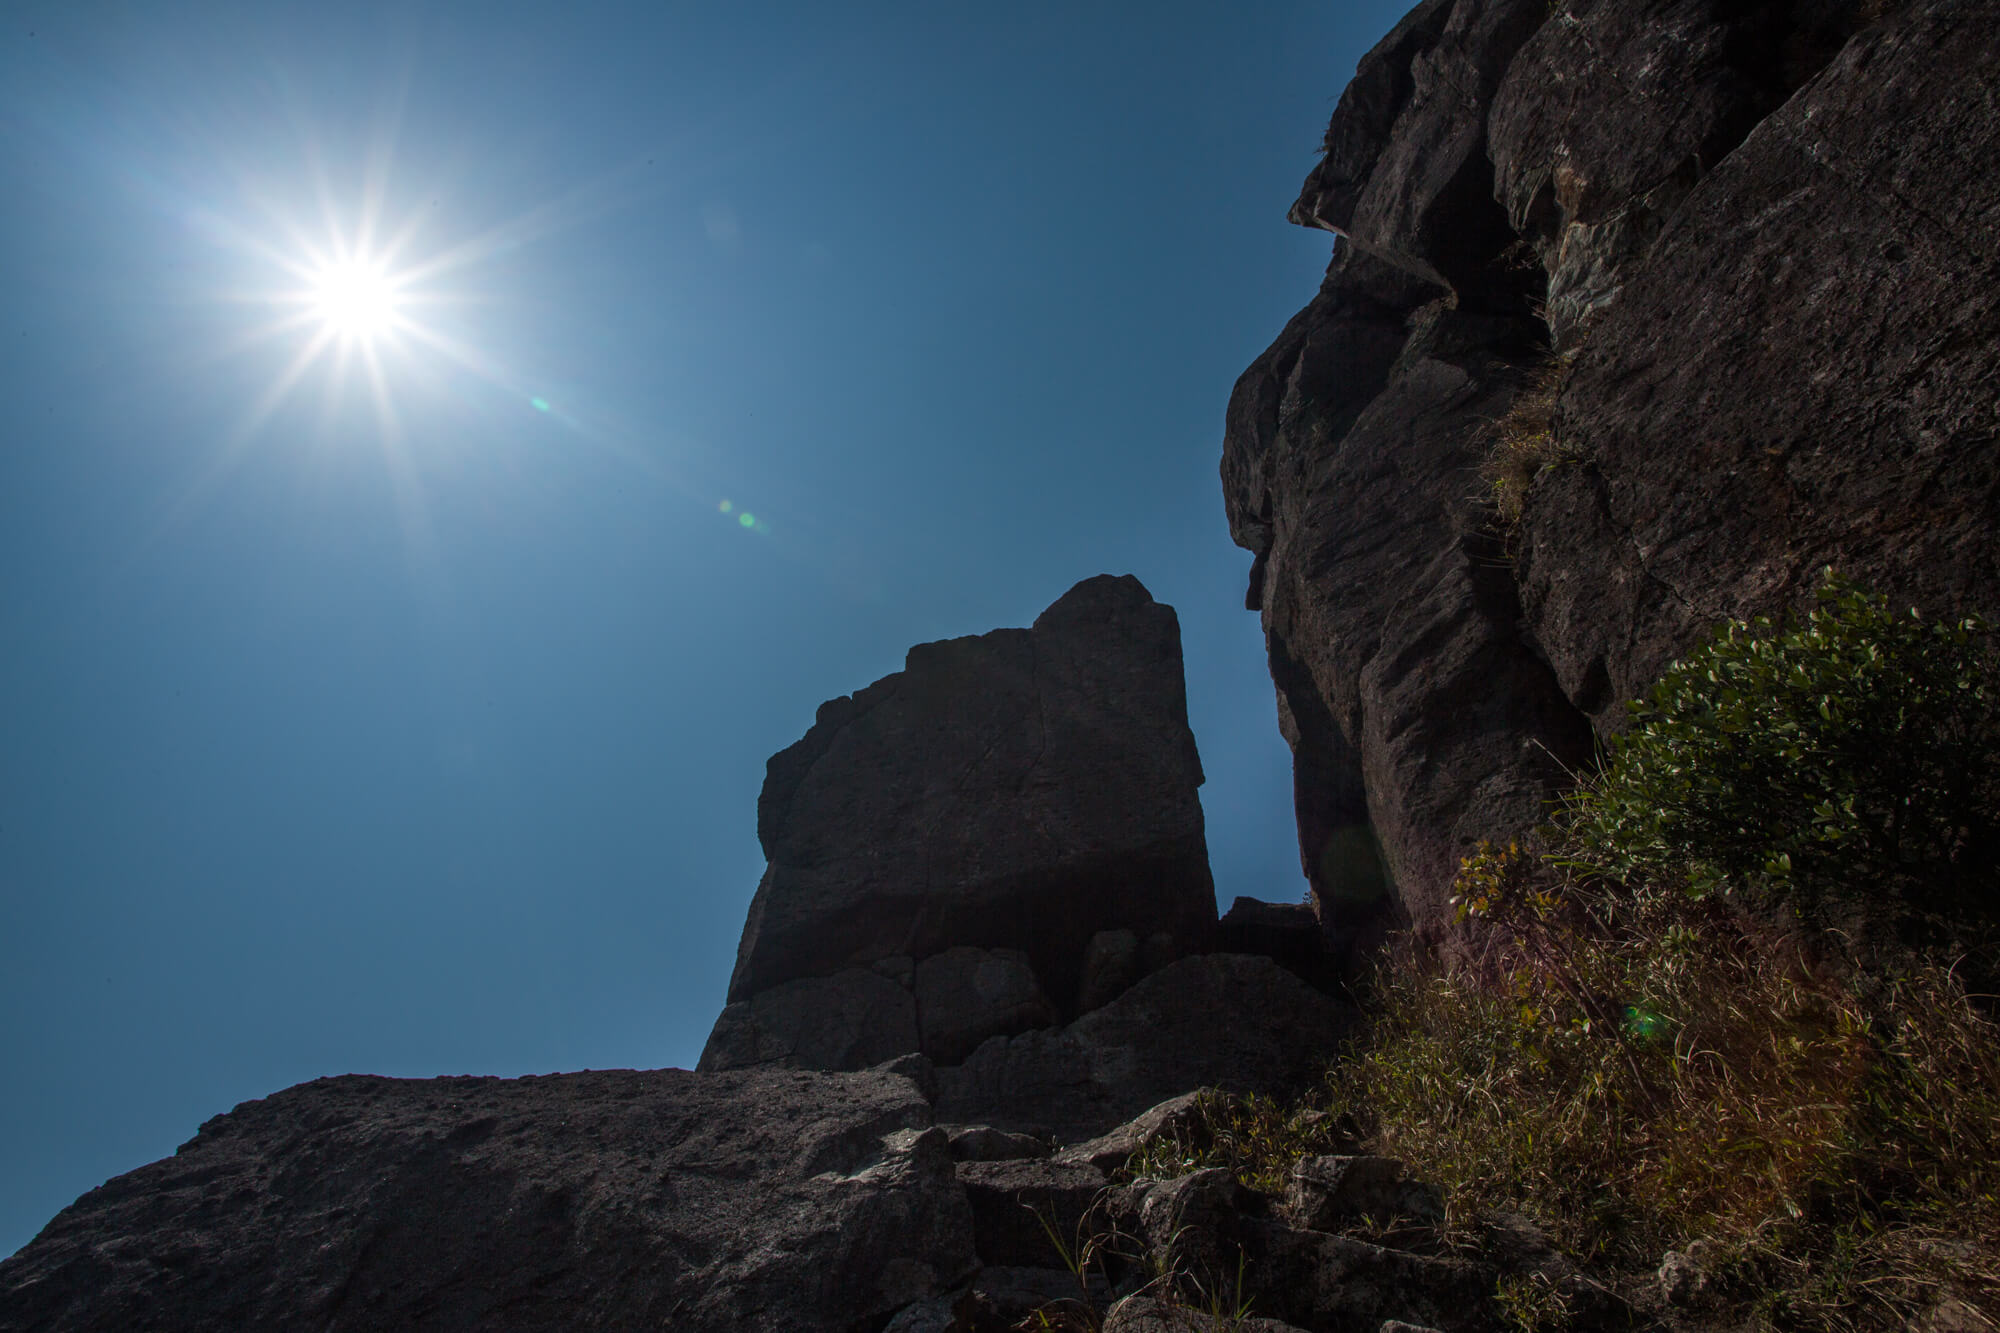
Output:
[{"xmin": 1557, "ymin": 572, "xmax": 1999, "ymax": 926}]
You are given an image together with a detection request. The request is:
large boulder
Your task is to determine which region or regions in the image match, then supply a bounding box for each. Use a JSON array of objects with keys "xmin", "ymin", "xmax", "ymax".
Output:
[
  {"xmin": 1223, "ymin": 0, "xmax": 1996, "ymax": 941},
  {"xmin": 697, "ymin": 967, "xmax": 919, "ymax": 1073},
  {"xmin": 0, "ymin": 1067, "xmax": 975, "ymax": 1333},
  {"xmin": 710, "ymin": 574, "xmax": 1217, "ymax": 1070}
]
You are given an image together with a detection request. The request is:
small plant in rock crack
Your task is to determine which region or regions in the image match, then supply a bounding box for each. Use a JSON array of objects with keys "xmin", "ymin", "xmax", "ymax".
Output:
[
  {"xmin": 1019, "ymin": 1203, "xmax": 1121, "ymax": 1332},
  {"xmin": 1479, "ymin": 346, "xmax": 1582, "ymax": 528},
  {"xmin": 1178, "ymin": 1245, "xmax": 1258, "ymax": 1330}
]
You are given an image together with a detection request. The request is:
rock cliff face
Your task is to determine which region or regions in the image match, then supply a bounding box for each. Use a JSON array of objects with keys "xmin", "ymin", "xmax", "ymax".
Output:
[
  {"xmin": 705, "ymin": 575, "xmax": 1224, "ymax": 1073},
  {"xmin": 1224, "ymin": 0, "xmax": 2000, "ymax": 942}
]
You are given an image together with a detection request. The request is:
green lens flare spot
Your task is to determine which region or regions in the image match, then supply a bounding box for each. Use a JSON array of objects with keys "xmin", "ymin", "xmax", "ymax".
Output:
[
  {"xmin": 1622, "ymin": 1004, "xmax": 1669, "ymax": 1042},
  {"xmin": 718, "ymin": 500, "xmax": 733, "ymax": 514},
  {"xmin": 530, "ymin": 397, "xmax": 550, "ymax": 412},
  {"xmin": 738, "ymin": 512, "xmax": 755, "ymax": 528}
]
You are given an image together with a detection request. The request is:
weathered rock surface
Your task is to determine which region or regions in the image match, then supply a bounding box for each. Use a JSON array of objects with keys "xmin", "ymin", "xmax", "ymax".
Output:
[
  {"xmin": 1285, "ymin": 1155, "xmax": 1443, "ymax": 1231},
  {"xmin": 1053, "ymin": 1089, "xmax": 1211, "ymax": 1174},
  {"xmin": 945, "ymin": 1123, "xmax": 1052, "ymax": 1163},
  {"xmin": 0, "ymin": 1067, "xmax": 975, "ymax": 1333},
  {"xmin": 916, "ymin": 947, "xmax": 1061, "ymax": 1064},
  {"xmin": 937, "ymin": 955, "xmax": 1354, "ymax": 1144},
  {"xmin": 1104, "ymin": 1167, "xmax": 1499, "ymax": 1333},
  {"xmin": 698, "ymin": 966, "xmax": 918, "ymax": 1073},
  {"xmin": 956, "ymin": 1157, "xmax": 1108, "ymax": 1269},
  {"xmin": 1225, "ymin": 0, "xmax": 1999, "ymax": 940},
  {"xmin": 1215, "ymin": 896, "xmax": 1342, "ymax": 993},
  {"xmin": 710, "ymin": 574, "xmax": 1217, "ymax": 1071},
  {"xmin": 1516, "ymin": 0, "xmax": 2000, "ymax": 726}
]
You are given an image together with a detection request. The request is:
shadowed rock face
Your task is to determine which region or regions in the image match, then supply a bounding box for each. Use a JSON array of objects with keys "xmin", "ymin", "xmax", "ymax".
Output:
[
  {"xmin": 1516, "ymin": 0, "xmax": 2000, "ymax": 724},
  {"xmin": 1224, "ymin": 0, "xmax": 1999, "ymax": 942},
  {"xmin": 935, "ymin": 954, "xmax": 1354, "ymax": 1145},
  {"xmin": 709, "ymin": 574, "xmax": 1217, "ymax": 1070},
  {"xmin": 0, "ymin": 1067, "xmax": 974, "ymax": 1333}
]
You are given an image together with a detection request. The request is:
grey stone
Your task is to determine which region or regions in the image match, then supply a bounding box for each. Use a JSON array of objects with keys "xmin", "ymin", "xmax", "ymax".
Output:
[
  {"xmin": 727, "ymin": 575, "xmax": 1216, "ymax": 1015},
  {"xmin": 937, "ymin": 955, "xmax": 1354, "ymax": 1144},
  {"xmin": 882, "ymin": 1294, "xmax": 960, "ymax": 1333},
  {"xmin": 945, "ymin": 1124, "xmax": 1051, "ymax": 1163},
  {"xmin": 1486, "ymin": 0, "xmax": 1869, "ymax": 348},
  {"xmin": 1656, "ymin": 1239, "xmax": 1719, "ymax": 1307},
  {"xmin": 957, "ymin": 1156, "xmax": 1109, "ymax": 1269},
  {"xmin": 0, "ymin": 1067, "xmax": 976, "ymax": 1332},
  {"xmin": 1222, "ymin": 236, "xmax": 1597, "ymax": 944},
  {"xmin": 1288, "ymin": 0, "xmax": 1550, "ymax": 296},
  {"xmin": 697, "ymin": 966, "xmax": 918, "ymax": 1072},
  {"xmin": 916, "ymin": 946, "xmax": 1059, "ymax": 1064},
  {"xmin": 873, "ymin": 954, "xmax": 917, "ymax": 987},
  {"xmin": 1053, "ymin": 1089, "xmax": 1211, "ymax": 1174},
  {"xmin": 1286, "ymin": 1155, "xmax": 1443, "ymax": 1230},
  {"xmin": 1214, "ymin": 897, "xmax": 1338, "ymax": 992},
  {"xmin": 1077, "ymin": 928, "xmax": 1142, "ymax": 1013}
]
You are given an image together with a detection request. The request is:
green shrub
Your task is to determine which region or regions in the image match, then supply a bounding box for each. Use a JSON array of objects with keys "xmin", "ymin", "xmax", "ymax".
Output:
[{"xmin": 1556, "ymin": 572, "xmax": 1998, "ymax": 926}]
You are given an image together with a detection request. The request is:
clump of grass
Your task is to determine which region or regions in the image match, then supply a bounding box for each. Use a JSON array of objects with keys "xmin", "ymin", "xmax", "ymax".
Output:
[
  {"xmin": 1481, "ymin": 349, "xmax": 1580, "ymax": 526},
  {"xmin": 1120, "ymin": 1089, "xmax": 1351, "ymax": 1195}
]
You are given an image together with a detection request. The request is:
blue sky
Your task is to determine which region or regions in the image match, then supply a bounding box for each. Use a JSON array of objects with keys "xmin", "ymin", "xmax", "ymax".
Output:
[{"xmin": 0, "ymin": 0, "xmax": 1410, "ymax": 1256}]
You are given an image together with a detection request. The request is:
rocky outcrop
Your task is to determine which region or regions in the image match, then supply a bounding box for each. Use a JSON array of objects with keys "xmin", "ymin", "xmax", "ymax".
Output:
[
  {"xmin": 705, "ymin": 574, "xmax": 1218, "ymax": 1072},
  {"xmin": 0, "ymin": 1066, "xmax": 974, "ymax": 1333},
  {"xmin": 1224, "ymin": 0, "xmax": 2000, "ymax": 940},
  {"xmin": 936, "ymin": 954, "xmax": 1353, "ymax": 1144},
  {"xmin": 1515, "ymin": 0, "xmax": 2000, "ymax": 725}
]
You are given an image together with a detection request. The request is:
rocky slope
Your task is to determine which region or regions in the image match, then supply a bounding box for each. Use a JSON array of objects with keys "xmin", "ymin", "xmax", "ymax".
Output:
[
  {"xmin": 1224, "ymin": 0, "xmax": 2000, "ymax": 941},
  {"xmin": 6, "ymin": 0, "xmax": 1997, "ymax": 1327},
  {"xmin": 0, "ymin": 578, "xmax": 1353, "ymax": 1331}
]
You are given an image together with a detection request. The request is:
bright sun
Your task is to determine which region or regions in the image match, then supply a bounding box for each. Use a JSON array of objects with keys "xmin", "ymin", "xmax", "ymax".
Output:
[{"xmin": 309, "ymin": 258, "xmax": 400, "ymax": 340}]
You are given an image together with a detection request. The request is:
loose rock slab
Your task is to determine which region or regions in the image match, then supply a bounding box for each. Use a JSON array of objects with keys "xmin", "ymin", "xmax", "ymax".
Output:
[{"xmin": 0, "ymin": 1067, "xmax": 974, "ymax": 1333}]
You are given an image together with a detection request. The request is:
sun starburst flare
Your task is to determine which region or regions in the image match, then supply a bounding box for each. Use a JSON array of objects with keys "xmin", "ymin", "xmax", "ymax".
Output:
[{"xmin": 308, "ymin": 257, "xmax": 403, "ymax": 342}]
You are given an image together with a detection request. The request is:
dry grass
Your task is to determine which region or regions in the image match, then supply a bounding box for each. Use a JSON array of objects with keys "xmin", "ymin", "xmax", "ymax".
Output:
[
  {"xmin": 1119, "ymin": 1089, "xmax": 1351, "ymax": 1196},
  {"xmin": 1321, "ymin": 847, "xmax": 2000, "ymax": 1329},
  {"xmin": 1481, "ymin": 350, "xmax": 1578, "ymax": 527}
]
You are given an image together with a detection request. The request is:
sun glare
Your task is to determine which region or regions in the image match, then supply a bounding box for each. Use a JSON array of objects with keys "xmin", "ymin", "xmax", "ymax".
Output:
[{"xmin": 310, "ymin": 258, "xmax": 400, "ymax": 340}]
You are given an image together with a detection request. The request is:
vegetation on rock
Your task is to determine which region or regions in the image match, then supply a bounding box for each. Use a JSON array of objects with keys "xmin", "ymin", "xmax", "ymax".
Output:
[
  {"xmin": 1097, "ymin": 581, "xmax": 2000, "ymax": 1331},
  {"xmin": 1328, "ymin": 580, "xmax": 2000, "ymax": 1329},
  {"xmin": 1555, "ymin": 571, "xmax": 1999, "ymax": 931}
]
